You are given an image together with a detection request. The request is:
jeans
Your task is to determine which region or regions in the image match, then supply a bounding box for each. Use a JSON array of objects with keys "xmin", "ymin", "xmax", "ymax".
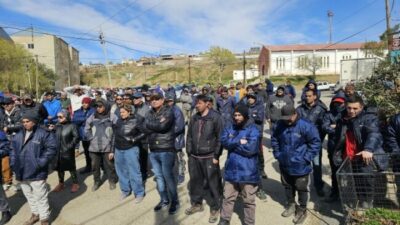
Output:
[
  {"xmin": 312, "ymin": 150, "xmax": 324, "ymax": 190},
  {"xmin": 21, "ymin": 180, "xmax": 50, "ymax": 220},
  {"xmin": 115, "ymin": 146, "xmax": 145, "ymax": 197},
  {"xmin": 150, "ymin": 151, "xmax": 178, "ymax": 203}
]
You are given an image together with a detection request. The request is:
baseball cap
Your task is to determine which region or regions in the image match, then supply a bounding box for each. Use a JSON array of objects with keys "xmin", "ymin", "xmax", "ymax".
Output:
[
  {"xmin": 149, "ymin": 92, "xmax": 164, "ymax": 101},
  {"xmin": 281, "ymin": 105, "xmax": 296, "ymax": 120}
]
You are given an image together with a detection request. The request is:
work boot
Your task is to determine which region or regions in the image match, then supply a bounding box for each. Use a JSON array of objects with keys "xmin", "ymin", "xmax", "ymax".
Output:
[
  {"xmin": 185, "ymin": 204, "xmax": 204, "ymax": 215},
  {"xmin": 217, "ymin": 218, "xmax": 230, "ymax": 225},
  {"xmin": 0, "ymin": 211, "xmax": 12, "ymax": 225},
  {"xmin": 209, "ymin": 210, "xmax": 220, "ymax": 223},
  {"xmin": 168, "ymin": 201, "xmax": 180, "ymax": 215},
  {"xmin": 52, "ymin": 183, "xmax": 64, "ymax": 192},
  {"xmin": 40, "ymin": 219, "xmax": 49, "ymax": 225},
  {"xmin": 293, "ymin": 207, "xmax": 307, "ymax": 224},
  {"xmin": 256, "ymin": 189, "xmax": 267, "ymax": 201},
  {"xmin": 154, "ymin": 201, "xmax": 169, "ymax": 212},
  {"xmin": 281, "ymin": 203, "xmax": 296, "ymax": 217},
  {"xmin": 23, "ymin": 214, "xmax": 39, "ymax": 225}
]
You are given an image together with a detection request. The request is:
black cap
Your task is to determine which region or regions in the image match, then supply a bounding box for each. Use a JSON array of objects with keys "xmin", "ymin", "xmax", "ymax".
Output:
[
  {"xmin": 234, "ymin": 105, "xmax": 249, "ymax": 119},
  {"xmin": 247, "ymin": 92, "xmax": 257, "ymax": 99},
  {"xmin": 281, "ymin": 105, "xmax": 296, "ymax": 120},
  {"xmin": 21, "ymin": 113, "xmax": 39, "ymax": 123},
  {"xmin": 2, "ymin": 97, "xmax": 14, "ymax": 105}
]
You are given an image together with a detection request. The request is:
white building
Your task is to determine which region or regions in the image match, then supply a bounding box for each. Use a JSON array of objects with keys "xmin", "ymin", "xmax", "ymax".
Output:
[
  {"xmin": 258, "ymin": 43, "xmax": 376, "ymax": 76},
  {"xmin": 233, "ymin": 69, "xmax": 259, "ymax": 81}
]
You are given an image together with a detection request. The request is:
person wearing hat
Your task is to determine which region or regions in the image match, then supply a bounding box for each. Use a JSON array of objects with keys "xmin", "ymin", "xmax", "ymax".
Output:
[
  {"xmin": 0, "ymin": 97, "xmax": 22, "ymax": 191},
  {"xmin": 84, "ymin": 99, "xmax": 117, "ymax": 191},
  {"xmin": 165, "ymin": 94, "xmax": 186, "ymax": 185},
  {"xmin": 144, "ymin": 92, "xmax": 179, "ymax": 215},
  {"xmin": 322, "ymin": 93, "xmax": 346, "ymax": 202},
  {"xmin": 42, "ymin": 91, "xmax": 62, "ymax": 125},
  {"xmin": 20, "ymin": 94, "xmax": 48, "ymax": 125},
  {"xmin": 52, "ymin": 110, "xmax": 80, "ymax": 193},
  {"xmin": 219, "ymin": 104, "xmax": 260, "ymax": 225},
  {"xmin": 63, "ymin": 85, "xmax": 91, "ymax": 112},
  {"xmin": 179, "ymin": 88, "xmax": 193, "ymax": 125},
  {"xmin": 72, "ymin": 97, "xmax": 95, "ymax": 174},
  {"xmin": 10, "ymin": 113, "xmax": 57, "ymax": 225},
  {"xmin": 265, "ymin": 85, "xmax": 293, "ymax": 133},
  {"xmin": 296, "ymin": 89, "xmax": 327, "ymax": 197},
  {"xmin": 0, "ymin": 131, "xmax": 13, "ymax": 224},
  {"xmin": 271, "ymin": 105, "xmax": 320, "ymax": 224},
  {"xmin": 216, "ymin": 87, "xmax": 236, "ymax": 127},
  {"xmin": 185, "ymin": 94, "xmax": 223, "ymax": 223}
]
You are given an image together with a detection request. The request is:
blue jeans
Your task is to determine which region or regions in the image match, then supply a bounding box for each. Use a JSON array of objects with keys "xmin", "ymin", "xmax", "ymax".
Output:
[
  {"xmin": 115, "ymin": 146, "xmax": 145, "ymax": 197},
  {"xmin": 149, "ymin": 151, "xmax": 178, "ymax": 203}
]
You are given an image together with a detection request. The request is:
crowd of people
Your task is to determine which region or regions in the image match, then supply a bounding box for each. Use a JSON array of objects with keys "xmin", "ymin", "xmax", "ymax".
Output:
[{"xmin": 0, "ymin": 79, "xmax": 397, "ymax": 225}]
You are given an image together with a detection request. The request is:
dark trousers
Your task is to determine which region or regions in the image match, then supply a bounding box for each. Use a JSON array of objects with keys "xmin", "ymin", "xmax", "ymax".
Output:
[
  {"xmin": 82, "ymin": 140, "xmax": 91, "ymax": 170},
  {"xmin": 90, "ymin": 152, "xmax": 118, "ymax": 184},
  {"xmin": 140, "ymin": 143, "xmax": 150, "ymax": 180},
  {"xmin": 351, "ymin": 159, "xmax": 374, "ymax": 202},
  {"xmin": 258, "ymin": 137, "xmax": 265, "ymax": 189},
  {"xmin": 312, "ymin": 149, "xmax": 324, "ymax": 190},
  {"xmin": 58, "ymin": 170, "xmax": 78, "ymax": 184},
  {"xmin": 188, "ymin": 156, "xmax": 222, "ymax": 210},
  {"xmin": 281, "ymin": 172, "xmax": 309, "ymax": 208},
  {"xmin": 0, "ymin": 173, "xmax": 10, "ymax": 212},
  {"xmin": 328, "ymin": 152, "xmax": 339, "ymax": 195}
]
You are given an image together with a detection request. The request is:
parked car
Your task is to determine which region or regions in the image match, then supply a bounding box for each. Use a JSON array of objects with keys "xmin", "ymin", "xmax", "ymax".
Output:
[{"xmin": 317, "ymin": 81, "xmax": 335, "ymax": 91}]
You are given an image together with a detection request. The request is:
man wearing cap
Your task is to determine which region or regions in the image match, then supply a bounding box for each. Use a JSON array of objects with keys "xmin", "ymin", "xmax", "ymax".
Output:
[
  {"xmin": 0, "ymin": 97, "xmax": 22, "ymax": 191},
  {"xmin": 185, "ymin": 94, "xmax": 223, "ymax": 223},
  {"xmin": 271, "ymin": 105, "xmax": 320, "ymax": 224},
  {"xmin": 42, "ymin": 91, "xmax": 62, "ymax": 125},
  {"xmin": 64, "ymin": 85, "xmax": 91, "ymax": 112},
  {"xmin": 144, "ymin": 92, "xmax": 179, "ymax": 215},
  {"xmin": 216, "ymin": 87, "xmax": 236, "ymax": 127},
  {"xmin": 165, "ymin": 94, "xmax": 186, "ymax": 185},
  {"xmin": 10, "ymin": 113, "xmax": 57, "ymax": 225},
  {"xmin": 322, "ymin": 93, "xmax": 346, "ymax": 202},
  {"xmin": 72, "ymin": 97, "xmax": 95, "ymax": 174},
  {"xmin": 296, "ymin": 88, "xmax": 327, "ymax": 197},
  {"xmin": 20, "ymin": 94, "xmax": 48, "ymax": 125},
  {"xmin": 179, "ymin": 88, "xmax": 193, "ymax": 124},
  {"xmin": 265, "ymin": 85, "xmax": 293, "ymax": 132},
  {"xmin": 219, "ymin": 104, "xmax": 260, "ymax": 225}
]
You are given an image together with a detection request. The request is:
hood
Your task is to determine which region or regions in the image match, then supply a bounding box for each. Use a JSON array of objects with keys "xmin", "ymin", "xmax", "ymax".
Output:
[
  {"xmin": 95, "ymin": 99, "xmax": 111, "ymax": 118},
  {"xmin": 304, "ymin": 79, "xmax": 317, "ymax": 88}
]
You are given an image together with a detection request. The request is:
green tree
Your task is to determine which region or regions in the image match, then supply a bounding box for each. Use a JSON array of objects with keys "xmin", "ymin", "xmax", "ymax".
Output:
[
  {"xmin": 362, "ymin": 24, "xmax": 400, "ymax": 58},
  {"xmin": 205, "ymin": 46, "xmax": 236, "ymax": 82}
]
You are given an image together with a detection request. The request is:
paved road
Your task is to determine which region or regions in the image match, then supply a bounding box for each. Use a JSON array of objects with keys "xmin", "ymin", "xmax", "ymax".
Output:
[{"xmin": 5, "ymin": 90, "xmax": 345, "ymax": 225}]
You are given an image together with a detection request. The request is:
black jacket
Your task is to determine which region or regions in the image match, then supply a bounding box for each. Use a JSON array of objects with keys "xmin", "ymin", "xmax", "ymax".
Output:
[
  {"xmin": 0, "ymin": 107, "xmax": 22, "ymax": 135},
  {"xmin": 186, "ymin": 109, "xmax": 223, "ymax": 160},
  {"xmin": 113, "ymin": 114, "xmax": 146, "ymax": 150},
  {"xmin": 296, "ymin": 102, "xmax": 327, "ymax": 136},
  {"xmin": 54, "ymin": 122, "xmax": 80, "ymax": 171},
  {"xmin": 145, "ymin": 105, "xmax": 175, "ymax": 152},
  {"xmin": 20, "ymin": 102, "xmax": 48, "ymax": 124}
]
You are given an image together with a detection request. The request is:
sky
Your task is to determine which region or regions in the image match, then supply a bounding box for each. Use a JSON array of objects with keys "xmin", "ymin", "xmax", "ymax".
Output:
[{"xmin": 0, "ymin": 0, "xmax": 399, "ymax": 63}]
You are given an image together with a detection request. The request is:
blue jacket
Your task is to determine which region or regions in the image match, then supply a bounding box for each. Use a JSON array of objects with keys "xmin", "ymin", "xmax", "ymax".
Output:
[
  {"xmin": 72, "ymin": 107, "xmax": 95, "ymax": 141},
  {"xmin": 0, "ymin": 131, "xmax": 11, "ymax": 158},
  {"xmin": 216, "ymin": 96, "xmax": 236, "ymax": 126},
  {"xmin": 221, "ymin": 120, "xmax": 260, "ymax": 184},
  {"xmin": 10, "ymin": 126, "xmax": 57, "ymax": 181},
  {"xmin": 172, "ymin": 105, "xmax": 185, "ymax": 150},
  {"xmin": 266, "ymin": 80, "xmax": 274, "ymax": 96},
  {"xmin": 296, "ymin": 102, "xmax": 327, "ymax": 137},
  {"xmin": 285, "ymin": 84, "xmax": 296, "ymax": 98},
  {"xmin": 386, "ymin": 113, "xmax": 400, "ymax": 153},
  {"xmin": 247, "ymin": 99, "xmax": 265, "ymax": 136},
  {"xmin": 43, "ymin": 99, "xmax": 62, "ymax": 124},
  {"xmin": 272, "ymin": 118, "xmax": 321, "ymax": 176}
]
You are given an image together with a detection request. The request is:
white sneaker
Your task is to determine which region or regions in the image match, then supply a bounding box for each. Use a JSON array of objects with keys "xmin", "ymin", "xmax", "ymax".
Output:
[{"xmin": 2, "ymin": 184, "xmax": 11, "ymax": 191}]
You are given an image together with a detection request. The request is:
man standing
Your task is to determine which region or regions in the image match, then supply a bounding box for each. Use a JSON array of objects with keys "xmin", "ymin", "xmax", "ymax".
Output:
[
  {"xmin": 20, "ymin": 94, "xmax": 48, "ymax": 125},
  {"xmin": 185, "ymin": 94, "xmax": 223, "ymax": 223},
  {"xmin": 216, "ymin": 87, "xmax": 236, "ymax": 127},
  {"xmin": 296, "ymin": 89, "xmax": 327, "ymax": 197},
  {"xmin": 42, "ymin": 91, "xmax": 62, "ymax": 125},
  {"xmin": 265, "ymin": 85, "xmax": 293, "ymax": 132},
  {"xmin": 179, "ymin": 88, "xmax": 193, "ymax": 124},
  {"xmin": 10, "ymin": 113, "xmax": 56, "ymax": 225},
  {"xmin": 144, "ymin": 93, "xmax": 179, "ymax": 215},
  {"xmin": 272, "ymin": 105, "xmax": 320, "ymax": 224}
]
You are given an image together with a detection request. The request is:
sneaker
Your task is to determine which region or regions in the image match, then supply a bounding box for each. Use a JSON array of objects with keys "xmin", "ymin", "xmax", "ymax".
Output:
[
  {"xmin": 185, "ymin": 204, "xmax": 204, "ymax": 215},
  {"xmin": 52, "ymin": 183, "xmax": 64, "ymax": 192},
  {"xmin": 293, "ymin": 207, "xmax": 307, "ymax": 224},
  {"xmin": 178, "ymin": 174, "xmax": 185, "ymax": 185},
  {"xmin": 135, "ymin": 196, "xmax": 144, "ymax": 204},
  {"xmin": 12, "ymin": 183, "xmax": 21, "ymax": 192},
  {"xmin": 281, "ymin": 203, "xmax": 296, "ymax": 217},
  {"xmin": 260, "ymin": 170, "xmax": 268, "ymax": 179},
  {"xmin": 120, "ymin": 192, "xmax": 131, "ymax": 201},
  {"xmin": 109, "ymin": 182, "xmax": 116, "ymax": 190},
  {"xmin": 256, "ymin": 189, "xmax": 267, "ymax": 201},
  {"xmin": 168, "ymin": 202, "xmax": 180, "ymax": 215},
  {"xmin": 154, "ymin": 201, "xmax": 169, "ymax": 211},
  {"xmin": 209, "ymin": 210, "xmax": 220, "ymax": 223},
  {"xmin": 2, "ymin": 184, "xmax": 11, "ymax": 191},
  {"xmin": 23, "ymin": 214, "xmax": 39, "ymax": 225},
  {"xmin": 0, "ymin": 211, "xmax": 12, "ymax": 225},
  {"xmin": 217, "ymin": 218, "xmax": 230, "ymax": 225},
  {"xmin": 70, "ymin": 184, "xmax": 80, "ymax": 193},
  {"xmin": 92, "ymin": 182, "xmax": 100, "ymax": 192}
]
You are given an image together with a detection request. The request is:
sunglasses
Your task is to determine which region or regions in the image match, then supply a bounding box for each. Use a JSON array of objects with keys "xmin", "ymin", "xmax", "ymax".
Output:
[
  {"xmin": 123, "ymin": 97, "xmax": 130, "ymax": 100},
  {"xmin": 116, "ymin": 98, "xmax": 123, "ymax": 100}
]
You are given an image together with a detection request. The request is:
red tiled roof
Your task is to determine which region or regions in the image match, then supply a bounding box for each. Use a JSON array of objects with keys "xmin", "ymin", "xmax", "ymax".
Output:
[{"xmin": 263, "ymin": 43, "xmax": 365, "ymax": 52}]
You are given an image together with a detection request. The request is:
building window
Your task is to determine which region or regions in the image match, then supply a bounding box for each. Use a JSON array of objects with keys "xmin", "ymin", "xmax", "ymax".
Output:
[
  {"xmin": 322, "ymin": 56, "xmax": 329, "ymax": 68},
  {"xmin": 27, "ymin": 43, "xmax": 34, "ymax": 49},
  {"xmin": 275, "ymin": 57, "xmax": 285, "ymax": 70},
  {"xmin": 298, "ymin": 56, "xmax": 308, "ymax": 69},
  {"xmin": 342, "ymin": 54, "xmax": 351, "ymax": 60}
]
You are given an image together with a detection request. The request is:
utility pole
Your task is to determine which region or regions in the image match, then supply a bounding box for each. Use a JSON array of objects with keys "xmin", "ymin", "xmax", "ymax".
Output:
[
  {"xmin": 35, "ymin": 55, "xmax": 39, "ymax": 101},
  {"xmin": 243, "ymin": 50, "xmax": 247, "ymax": 86},
  {"xmin": 99, "ymin": 29, "xmax": 113, "ymax": 88},
  {"xmin": 25, "ymin": 61, "xmax": 32, "ymax": 92},
  {"xmin": 188, "ymin": 55, "xmax": 192, "ymax": 83},
  {"xmin": 385, "ymin": 0, "xmax": 392, "ymax": 52},
  {"xmin": 327, "ymin": 10, "xmax": 334, "ymax": 44}
]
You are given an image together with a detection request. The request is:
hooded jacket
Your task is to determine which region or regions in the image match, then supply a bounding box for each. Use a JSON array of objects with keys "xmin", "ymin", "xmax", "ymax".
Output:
[
  {"xmin": 296, "ymin": 101, "xmax": 327, "ymax": 136},
  {"xmin": 386, "ymin": 113, "xmax": 400, "ymax": 153},
  {"xmin": 221, "ymin": 120, "xmax": 260, "ymax": 184},
  {"xmin": 186, "ymin": 109, "xmax": 223, "ymax": 160},
  {"xmin": 216, "ymin": 95, "xmax": 236, "ymax": 126},
  {"xmin": 322, "ymin": 93, "xmax": 346, "ymax": 153},
  {"xmin": 247, "ymin": 97, "xmax": 265, "ymax": 136},
  {"xmin": 265, "ymin": 91, "xmax": 293, "ymax": 123},
  {"xmin": 84, "ymin": 99, "xmax": 114, "ymax": 153}
]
